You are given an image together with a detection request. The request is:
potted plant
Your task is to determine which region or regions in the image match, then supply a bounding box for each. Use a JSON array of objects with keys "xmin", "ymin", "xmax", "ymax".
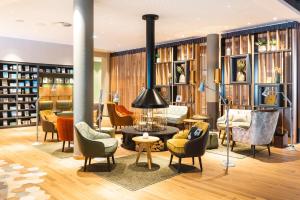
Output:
[
  {"xmin": 273, "ymin": 127, "xmax": 288, "ymax": 148},
  {"xmin": 255, "ymin": 39, "xmax": 267, "ymax": 52},
  {"xmin": 236, "ymin": 59, "xmax": 246, "ymax": 82},
  {"xmin": 176, "ymin": 65, "xmax": 186, "ymax": 83},
  {"xmin": 270, "ymin": 39, "xmax": 277, "ymax": 51}
]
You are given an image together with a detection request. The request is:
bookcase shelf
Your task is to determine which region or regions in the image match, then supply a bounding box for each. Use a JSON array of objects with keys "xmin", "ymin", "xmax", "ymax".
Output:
[{"xmin": 0, "ymin": 61, "xmax": 73, "ymax": 128}]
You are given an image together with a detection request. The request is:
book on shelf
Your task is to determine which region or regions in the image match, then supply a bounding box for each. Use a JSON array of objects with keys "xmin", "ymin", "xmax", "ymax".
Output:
[
  {"xmin": 25, "ymin": 65, "xmax": 30, "ymax": 72},
  {"xmin": 3, "ymin": 64, "xmax": 8, "ymax": 71},
  {"xmin": 18, "ymin": 74, "xmax": 21, "ymax": 79},
  {"xmin": 51, "ymin": 68, "xmax": 56, "ymax": 73},
  {"xmin": 3, "ymin": 72, "xmax": 8, "ymax": 78},
  {"xmin": 9, "ymin": 122, "xmax": 17, "ymax": 126},
  {"xmin": 3, "ymin": 120, "xmax": 7, "ymax": 126},
  {"xmin": 32, "ymin": 97, "xmax": 37, "ymax": 101},
  {"xmin": 9, "ymin": 88, "xmax": 17, "ymax": 94},
  {"xmin": 3, "ymin": 89, "xmax": 7, "ymax": 94},
  {"xmin": 45, "ymin": 69, "xmax": 51, "ymax": 73},
  {"xmin": 24, "ymin": 111, "xmax": 29, "ymax": 116},
  {"xmin": 24, "ymin": 104, "xmax": 29, "ymax": 109},
  {"xmin": 24, "ymin": 88, "xmax": 30, "ymax": 94},
  {"xmin": 31, "ymin": 118, "xmax": 37, "ymax": 123},
  {"xmin": 31, "ymin": 113, "xmax": 37, "ymax": 117},
  {"xmin": 32, "ymin": 74, "xmax": 37, "ymax": 79},
  {"xmin": 10, "ymin": 73, "xmax": 17, "ymax": 79},
  {"xmin": 9, "ymin": 106, "xmax": 16, "ymax": 110},
  {"xmin": 61, "ymin": 68, "xmax": 66, "ymax": 73},
  {"xmin": 18, "ymin": 65, "xmax": 22, "ymax": 71},
  {"xmin": 11, "ymin": 111, "xmax": 16, "ymax": 117},
  {"xmin": 17, "ymin": 119, "xmax": 21, "ymax": 125},
  {"xmin": 32, "ymin": 88, "xmax": 38, "ymax": 93},
  {"xmin": 25, "ymin": 81, "xmax": 30, "ymax": 87},
  {"xmin": 25, "ymin": 74, "xmax": 30, "ymax": 79},
  {"xmin": 3, "ymin": 104, "xmax": 8, "ymax": 110},
  {"xmin": 12, "ymin": 65, "xmax": 17, "ymax": 70},
  {"xmin": 2, "ymin": 112, "xmax": 7, "ymax": 118},
  {"xmin": 2, "ymin": 80, "xmax": 8, "ymax": 86},
  {"xmin": 17, "ymin": 112, "xmax": 22, "ymax": 117},
  {"xmin": 32, "ymin": 67, "xmax": 38, "ymax": 72},
  {"xmin": 17, "ymin": 104, "xmax": 21, "ymax": 109},
  {"xmin": 32, "ymin": 81, "xmax": 38, "ymax": 87},
  {"xmin": 10, "ymin": 82, "xmax": 17, "ymax": 87},
  {"xmin": 19, "ymin": 82, "xmax": 25, "ymax": 87},
  {"xmin": 57, "ymin": 68, "xmax": 61, "ymax": 73}
]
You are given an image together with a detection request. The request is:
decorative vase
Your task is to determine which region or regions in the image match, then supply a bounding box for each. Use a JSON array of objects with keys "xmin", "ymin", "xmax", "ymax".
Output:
[
  {"xmin": 226, "ymin": 48, "xmax": 231, "ymax": 56},
  {"xmin": 179, "ymin": 74, "xmax": 186, "ymax": 83},
  {"xmin": 236, "ymin": 71, "xmax": 246, "ymax": 82},
  {"xmin": 258, "ymin": 45, "xmax": 267, "ymax": 52},
  {"xmin": 271, "ymin": 45, "xmax": 277, "ymax": 51}
]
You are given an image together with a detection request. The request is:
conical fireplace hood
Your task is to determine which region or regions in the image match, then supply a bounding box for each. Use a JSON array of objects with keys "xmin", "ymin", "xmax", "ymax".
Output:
[{"xmin": 132, "ymin": 14, "xmax": 169, "ymax": 109}]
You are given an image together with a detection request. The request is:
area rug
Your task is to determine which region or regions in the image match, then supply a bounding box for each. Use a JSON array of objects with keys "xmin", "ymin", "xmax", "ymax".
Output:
[
  {"xmin": 34, "ymin": 142, "xmax": 73, "ymax": 159},
  {"xmin": 0, "ymin": 160, "xmax": 50, "ymax": 200},
  {"xmin": 87, "ymin": 154, "xmax": 198, "ymax": 191},
  {"xmin": 207, "ymin": 142, "xmax": 267, "ymax": 159}
]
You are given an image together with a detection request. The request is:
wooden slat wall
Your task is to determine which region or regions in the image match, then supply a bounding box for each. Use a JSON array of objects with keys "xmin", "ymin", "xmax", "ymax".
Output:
[{"xmin": 110, "ymin": 52, "xmax": 146, "ymax": 109}]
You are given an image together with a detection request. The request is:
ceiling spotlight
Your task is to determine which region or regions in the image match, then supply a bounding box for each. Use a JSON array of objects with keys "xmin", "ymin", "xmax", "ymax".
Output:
[
  {"xmin": 247, "ymin": 22, "xmax": 251, "ymax": 25},
  {"xmin": 226, "ymin": 4, "xmax": 232, "ymax": 8},
  {"xmin": 273, "ymin": 17, "xmax": 277, "ymax": 21},
  {"xmin": 16, "ymin": 19, "xmax": 24, "ymax": 23},
  {"xmin": 54, "ymin": 22, "xmax": 72, "ymax": 27},
  {"xmin": 93, "ymin": 35, "xmax": 98, "ymax": 39}
]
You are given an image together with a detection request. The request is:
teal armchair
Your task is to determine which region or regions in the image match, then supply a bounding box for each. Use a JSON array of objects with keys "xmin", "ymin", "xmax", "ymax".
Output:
[{"xmin": 75, "ymin": 122, "xmax": 118, "ymax": 172}]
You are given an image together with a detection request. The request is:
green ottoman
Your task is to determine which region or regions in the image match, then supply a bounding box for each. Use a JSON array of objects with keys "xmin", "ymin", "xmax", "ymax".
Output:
[{"xmin": 206, "ymin": 132, "xmax": 219, "ymax": 149}]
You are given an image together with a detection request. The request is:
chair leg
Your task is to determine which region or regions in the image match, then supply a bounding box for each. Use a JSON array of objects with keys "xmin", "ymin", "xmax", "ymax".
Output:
[
  {"xmin": 267, "ymin": 144, "xmax": 271, "ymax": 156},
  {"xmin": 112, "ymin": 155, "xmax": 115, "ymax": 164},
  {"xmin": 192, "ymin": 157, "xmax": 195, "ymax": 165},
  {"xmin": 83, "ymin": 157, "xmax": 88, "ymax": 172},
  {"xmin": 231, "ymin": 141, "xmax": 236, "ymax": 151},
  {"xmin": 221, "ymin": 131, "xmax": 226, "ymax": 145},
  {"xmin": 107, "ymin": 156, "xmax": 111, "ymax": 172},
  {"xmin": 198, "ymin": 156, "xmax": 203, "ymax": 172},
  {"xmin": 251, "ymin": 145, "xmax": 256, "ymax": 158},
  {"xmin": 89, "ymin": 157, "xmax": 91, "ymax": 165},
  {"xmin": 178, "ymin": 158, "xmax": 182, "ymax": 173},
  {"xmin": 169, "ymin": 154, "xmax": 173, "ymax": 166},
  {"xmin": 68, "ymin": 141, "xmax": 70, "ymax": 148},
  {"xmin": 52, "ymin": 132, "xmax": 54, "ymax": 140},
  {"xmin": 62, "ymin": 141, "xmax": 65, "ymax": 152},
  {"xmin": 44, "ymin": 132, "xmax": 47, "ymax": 142},
  {"xmin": 57, "ymin": 133, "xmax": 59, "ymax": 141}
]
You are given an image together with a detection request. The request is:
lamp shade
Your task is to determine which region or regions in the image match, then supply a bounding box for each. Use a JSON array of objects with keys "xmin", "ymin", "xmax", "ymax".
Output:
[
  {"xmin": 214, "ymin": 68, "xmax": 221, "ymax": 84},
  {"xmin": 198, "ymin": 82, "xmax": 205, "ymax": 92}
]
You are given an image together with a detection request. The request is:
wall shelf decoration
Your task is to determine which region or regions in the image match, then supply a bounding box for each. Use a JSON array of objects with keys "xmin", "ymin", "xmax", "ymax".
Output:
[{"xmin": 230, "ymin": 54, "xmax": 251, "ymax": 84}]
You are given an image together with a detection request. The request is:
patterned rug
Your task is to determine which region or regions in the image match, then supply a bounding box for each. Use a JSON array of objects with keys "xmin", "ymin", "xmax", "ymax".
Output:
[
  {"xmin": 207, "ymin": 142, "xmax": 267, "ymax": 159},
  {"xmin": 0, "ymin": 160, "xmax": 49, "ymax": 200},
  {"xmin": 34, "ymin": 142, "xmax": 73, "ymax": 159},
  {"xmin": 87, "ymin": 154, "xmax": 199, "ymax": 191}
]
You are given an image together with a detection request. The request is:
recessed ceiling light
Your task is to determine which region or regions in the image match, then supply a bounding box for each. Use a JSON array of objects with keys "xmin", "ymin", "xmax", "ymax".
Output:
[
  {"xmin": 54, "ymin": 22, "xmax": 72, "ymax": 27},
  {"xmin": 16, "ymin": 19, "xmax": 24, "ymax": 23},
  {"xmin": 247, "ymin": 22, "xmax": 251, "ymax": 25},
  {"xmin": 36, "ymin": 22, "xmax": 46, "ymax": 26},
  {"xmin": 226, "ymin": 4, "xmax": 232, "ymax": 8},
  {"xmin": 273, "ymin": 17, "xmax": 277, "ymax": 21},
  {"xmin": 181, "ymin": 35, "xmax": 185, "ymax": 38},
  {"xmin": 93, "ymin": 35, "xmax": 97, "ymax": 39}
]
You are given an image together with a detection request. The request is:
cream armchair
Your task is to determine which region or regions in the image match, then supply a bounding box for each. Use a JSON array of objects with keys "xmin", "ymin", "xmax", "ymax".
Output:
[
  {"xmin": 75, "ymin": 122, "xmax": 118, "ymax": 172},
  {"xmin": 231, "ymin": 110, "xmax": 280, "ymax": 157},
  {"xmin": 217, "ymin": 109, "xmax": 252, "ymax": 128}
]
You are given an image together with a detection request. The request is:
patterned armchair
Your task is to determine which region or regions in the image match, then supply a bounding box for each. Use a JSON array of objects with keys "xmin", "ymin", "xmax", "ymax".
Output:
[
  {"xmin": 167, "ymin": 121, "xmax": 209, "ymax": 172},
  {"xmin": 232, "ymin": 110, "xmax": 280, "ymax": 157},
  {"xmin": 75, "ymin": 122, "xmax": 118, "ymax": 172}
]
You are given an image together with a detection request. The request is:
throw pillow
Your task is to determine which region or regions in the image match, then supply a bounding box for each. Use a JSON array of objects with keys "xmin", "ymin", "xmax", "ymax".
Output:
[
  {"xmin": 188, "ymin": 126, "xmax": 203, "ymax": 140},
  {"xmin": 232, "ymin": 114, "xmax": 247, "ymax": 122}
]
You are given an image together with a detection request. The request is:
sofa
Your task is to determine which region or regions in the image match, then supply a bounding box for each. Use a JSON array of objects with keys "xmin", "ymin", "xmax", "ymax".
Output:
[
  {"xmin": 155, "ymin": 105, "xmax": 188, "ymax": 125},
  {"xmin": 167, "ymin": 121, "xmax": 209, "ymax": 172},
  {"xmin": 217, "ymin": 109, "xmax": 252, "ymax": 128}
]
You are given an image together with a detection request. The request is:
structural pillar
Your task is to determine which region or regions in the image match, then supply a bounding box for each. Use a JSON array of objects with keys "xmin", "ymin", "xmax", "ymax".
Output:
[
  {"xmin": 73, "ymin": 0, "xmax": 94, "ymax": 156},
  {"xmin": 206, "ymin": 34, "xmax": 219, "ymax": 130}
]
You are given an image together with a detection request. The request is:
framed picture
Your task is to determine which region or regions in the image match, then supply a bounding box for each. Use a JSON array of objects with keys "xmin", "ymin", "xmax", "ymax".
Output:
[
  {"xmin": 176, "ymin": 95, "xmax": 182, "ymax": 103},
  {"xmin": 173, "ymin": 61, "xmax": 190, "ymax": 84},
  {"xmin": 230, "ymin": 54, "xmax": 251, "ymax": 84}
]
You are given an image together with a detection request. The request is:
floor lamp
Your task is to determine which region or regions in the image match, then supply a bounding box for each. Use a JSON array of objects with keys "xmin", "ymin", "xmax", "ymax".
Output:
[
  {"xmin": 32, "ymin": 97, "xmax": 41, "ymax": 146},
  {"xmin": 198, "ymin": 81, "xmax": 235, "ymax": 173},
  {"xmin": 262, "ymin": 88, "xmax": 296, "ymax": 151}
]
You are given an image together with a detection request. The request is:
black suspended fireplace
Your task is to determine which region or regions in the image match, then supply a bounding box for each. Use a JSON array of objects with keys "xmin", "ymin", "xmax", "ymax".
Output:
[{"xmin": 132, "ymin": 14, "xmax": 169, "ymax": 132}]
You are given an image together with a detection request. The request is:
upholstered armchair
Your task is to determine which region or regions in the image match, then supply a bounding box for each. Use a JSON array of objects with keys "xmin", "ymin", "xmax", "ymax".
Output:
[
  {"xmin": 57, "ymin": 116, "xmax": 74, "ymax": 152},
  {"xmin": 40, "ymin": 110, "xmax": 58, "ymax": 141},
  {"xmin": 75, "ymin": 122, "xmax": 118, "ymax": 172},
  {"xmin": 167, "ymin": 121, "xmax": 209, "ymax": 172},
  {"xmin": 116, "ymin": 105, "xmax": 134, "ymax": 116},
  {"xmin": 231, "ymin": 110, "xmax": 280, "ymax": 157},
  {"xmin": 107, "ymin": 102, "xmax": 133, "ymax": 129}
]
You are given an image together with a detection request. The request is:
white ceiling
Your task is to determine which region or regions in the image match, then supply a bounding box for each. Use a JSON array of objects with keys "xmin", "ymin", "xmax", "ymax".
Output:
[{"xmin": 0, "ymin": 0, "xmax": 299, "ymax": 52}]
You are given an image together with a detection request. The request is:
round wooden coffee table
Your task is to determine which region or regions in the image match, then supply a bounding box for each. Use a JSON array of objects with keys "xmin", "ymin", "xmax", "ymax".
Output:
[{"xmin": 132, "ymin": 136, "xmax": 160, "ymax": 169}]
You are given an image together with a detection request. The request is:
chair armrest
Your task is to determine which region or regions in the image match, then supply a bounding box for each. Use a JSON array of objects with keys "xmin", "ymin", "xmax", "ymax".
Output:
[
  {"xmin": 89, "ymin": 128, "xmax": 111, "ymax": 140},
  {"xmin": 184, "ymin": 131, "xmax": 209, "ymax": 157}
]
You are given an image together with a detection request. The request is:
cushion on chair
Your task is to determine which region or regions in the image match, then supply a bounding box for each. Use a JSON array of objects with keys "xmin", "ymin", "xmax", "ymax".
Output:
[
  {"xmin": 167, "ymin": 139, "xmax": 188, "ymax": 154},
  {"xmin": 187, "ymin": 126, "xmax": 203, "ymax": 140},
  {"xmin": 93, "ymin": 138, "xmax": 118, "ymax": 154}
]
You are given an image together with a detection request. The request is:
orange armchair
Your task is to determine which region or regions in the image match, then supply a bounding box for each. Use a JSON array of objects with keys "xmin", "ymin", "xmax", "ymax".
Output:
[
  {"xmin": 116, "ymin": 105, "xmax": 134, "ymax": 116},
  {"xmin": 107, "ymin": 103, "xmax": 133, "ymax": 129},
  {"xmin": 57, "ymin": 116, "xmax": 74, "ymax": 152}
]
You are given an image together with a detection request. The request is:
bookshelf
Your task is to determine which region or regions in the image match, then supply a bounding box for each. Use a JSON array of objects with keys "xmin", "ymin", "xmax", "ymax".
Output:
[
  {"xmin": 0, "ymin": 61, "xmax": 73, "ymax": 129},
  {"xmin": 155, "ymin": 43, "xmax": 207, "ymax": 116},
  {"xmin": 0, "ymin": 61, "xmax": 38, "ymax": 128}
]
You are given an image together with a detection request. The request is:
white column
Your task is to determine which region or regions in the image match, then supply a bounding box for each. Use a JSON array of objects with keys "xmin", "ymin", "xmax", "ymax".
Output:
[{"xmin": 73, "ymin": 0, "xmax": 94, "ymax": 156}]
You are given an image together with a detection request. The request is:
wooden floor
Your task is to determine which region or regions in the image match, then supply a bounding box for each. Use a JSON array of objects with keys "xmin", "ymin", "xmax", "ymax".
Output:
[{"xmin": 1, "ymin": 126, "xmax": 300, "ymax": 200}]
